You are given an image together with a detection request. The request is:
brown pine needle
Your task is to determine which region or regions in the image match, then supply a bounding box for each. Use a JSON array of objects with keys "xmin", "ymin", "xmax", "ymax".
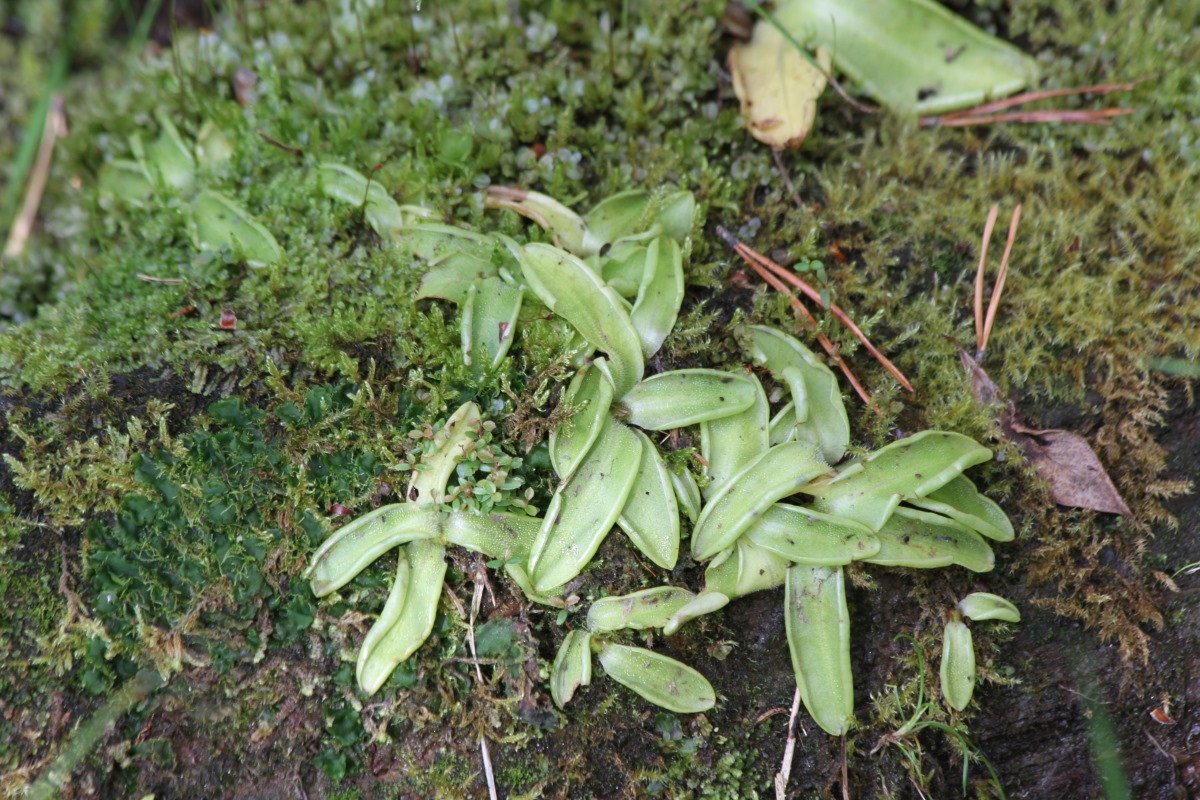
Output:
[
  {"xmin": 718, "ymin": 227, "xmax": 914, "ymax": 392},
  {"xmin": 974, "ymin": 205, "xmax": 1023, "ymax": 358},
  {"xmin": 742, "ymin": 252, "xmax": 881, "ymax": 414},
  {"xmin": 922, "ymin": 80, "xmax": 1142, "ymax": 128},
  {"xmin": 973, "ymin": 205, "xmax": 1000, "ymax": 350},
  {"xmin": 938, "ymin": 79, "xmax": 1143, "ymax": 119}
]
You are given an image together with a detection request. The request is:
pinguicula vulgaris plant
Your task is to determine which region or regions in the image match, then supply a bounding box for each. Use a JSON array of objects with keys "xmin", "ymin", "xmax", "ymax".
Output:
[{"xmin": 306, "ymin": 166, "xmax": 1021, "ymax": 729}]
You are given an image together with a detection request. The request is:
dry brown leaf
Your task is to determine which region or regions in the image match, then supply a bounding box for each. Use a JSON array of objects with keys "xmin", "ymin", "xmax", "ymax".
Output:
[
  {"xmin": 1007, "ymin": 422, "xmax": 1133, "ymax": 518},
  {"xmin": 729, "ymin": 23, "xmax": 830, "ymax": 150},
  {"xmin": 957, "ymin": 345, "xmax": 1132, "ymax": 518}
]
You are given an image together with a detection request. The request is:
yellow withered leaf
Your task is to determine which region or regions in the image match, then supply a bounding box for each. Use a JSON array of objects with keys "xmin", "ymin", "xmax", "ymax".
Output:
[{"xmin": 729, "ymin": 23, "xmax": 830, "ymax": 150}]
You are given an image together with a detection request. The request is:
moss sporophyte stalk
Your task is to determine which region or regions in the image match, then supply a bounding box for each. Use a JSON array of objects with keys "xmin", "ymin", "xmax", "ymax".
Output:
[{"xmin": 301, "ymin": 176, "xmax": 1021, "ymax": 732}]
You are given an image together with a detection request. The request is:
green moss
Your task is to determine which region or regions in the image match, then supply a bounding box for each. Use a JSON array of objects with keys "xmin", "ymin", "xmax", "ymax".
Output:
[{"xmin": 2, "ymin": 0, "xmax": 1198, "ymax": 795}]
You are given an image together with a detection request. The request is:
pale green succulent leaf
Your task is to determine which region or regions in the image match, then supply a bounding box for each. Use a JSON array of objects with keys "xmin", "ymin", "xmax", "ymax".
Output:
[
  {"xmin": 598, "ymin": 643, "xmax": 716, "ymax": 713},
  {"xmin": 355, "ymin": 545, "xmax": 410, "ymax": 693},
  {"xmin": 808, "ymin": 431, "xmax": 993, "ymax": 531},
  {"xmin": 662, "ymin": 591, "xmax": 730, "ymax": 636},
  {"xmin": 772, "ymin": 0, "xmax": 1039, "ymax": 116},
  {"xmin": 617, "ymin": 430, "xmax": 681, "ymax": 569},
  {"xmin": 144, "ymin": 116, "xmax": 195, "ymax": 190},
  {"xmin": 408, "ymin": 401, "xmax": 483, "ymax": 505},
  {"xmin": 550, "ymin": 361, "xmax": 615, "ymax": 482},
  {"xmin": 669, "ymin": 465, "xmax": 703, "ymax": 525},
  {"xmin": 582, "ymin": 190, "xmax": 651, "ymax": 255},
  {"xmin": 620, "ymin": 369, "xmax": 758, "ymax": 431},
  {"xmin": 519, "ymin": 243, "xmax": 645, "ymax": 396},
  {"xmin": 704, "ymin": 537, "xmax": 790, "ymax": 599},
  {"xmin": 785, "ymin": 564, "xmax": 854, "ymax": 736},
  {"xmin": 462, "ymin": 276, "xmax": 522, "ymax": 376},
  {"xmin": 958, "ymin": 592, "xmax": 1021, "ymax": 623},
  {"xmin": 691, "ymin": 441, "xmax": 830, "ymax": 561},
  {"xmin": 357, "ymin": 540, "xmax": 447, "ymax": 695},
  {"xmin": 905, "ymin": 474, "xmax": 1014, "ymax": 542},
  {"xmin": 746, "ymin": 504, "xmax": 880, "ymax": 565},
  {"xmin": 487, "ymin": 186, "xmax": 587, "ymax": 255},
  {"xmin": 940, "ymin": 619, "xmax": 976, "ymax": 711},
  {"xmin": 317, "ymin": 162, "xmax": 407, "ymax": 240},
  {"xmin": 307, "ymin": 504, "xmax": 442, "ymax": 597},
  {"xmin": 529, "ymin": 416, "xmax": 643, "ymax": 592},
  {"xmin": 98, "ymin": 159, "xmax": 154, "ymax": 204},
  {"xmin": 700, "ymin": 374, "xmax": 770, "ymax": 500},
  {"xmin": 190, "ymin": 190, "xmax": 284, "ymax": 266},
  {"xmin": 440, "ymin": 509, "xmax": 542, "ymax": 562},
  {"xmin": 395, "ymin": 223, "xmax": 495, "ymax": 263},
  {"xmin": 864, "ymin": 507, "xmax": 994, "ymax": 572},
  {"xmin": 599, "ymin": 242, "xmax": 649, "ymax": 298},
  {"xmin": 630, "ymin": 237, "xmax": 685, "ymax": 359},
  {"xmin": 587, "ymin": 586, "xmax": 697, "ymax": 632},
  {"xmin": 195, "ymin": 120, "xmax": 233, "ymax": 166},
  {"xmin": 742, "ymin": 325, "xmax": 849, "ymax": 464},
  {"xmin": 550, "ymin": 629, "xmax": 593, "ymax": 708},
  {"xmin": 417, "ymin": 251, "xmax": 500, "ymax": 303}
]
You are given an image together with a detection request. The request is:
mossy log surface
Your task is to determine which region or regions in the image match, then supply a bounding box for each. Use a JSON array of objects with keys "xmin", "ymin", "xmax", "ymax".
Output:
[{"xmin": 2, "ymin": 1, "xmax": 1199, "ymax": 798}]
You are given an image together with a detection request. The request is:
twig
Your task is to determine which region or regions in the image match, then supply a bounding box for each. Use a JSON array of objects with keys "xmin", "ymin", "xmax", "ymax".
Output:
[
  {"xmin": 773, "ymin": 687, "xmax": 803, "ymax": 800},
  {"xmin": 772, "ymin": 150, "xmax": 803, "ymax": 210},
  {"xmin": 4, "ymin": 95, "xmax": 66, "ymax": 259},
  {"xmin": 467, "ymin": 578, "xmax": 498, "ymax": 800}
]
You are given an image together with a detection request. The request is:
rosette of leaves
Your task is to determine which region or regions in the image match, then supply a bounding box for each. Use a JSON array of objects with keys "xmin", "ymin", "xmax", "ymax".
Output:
[
  {"xmin": 98, "ymin": 115, "xmax": 287, "ymax": 266},
  {"xmin": 563, "ymin": 324, "xmax": 1016, "ymax": 734}
]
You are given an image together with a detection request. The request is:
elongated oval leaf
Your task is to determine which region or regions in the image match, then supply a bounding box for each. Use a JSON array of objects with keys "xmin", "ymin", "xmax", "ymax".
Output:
[
  {"xmin": 662, "ymin": 591, "xmax": 730, "ymax": 636},
  {"xmin": 529, "ymin": 417, "xmax": 643, "ymax": 592},
  {"xmin": 704, "ymin": 538, "xmax": 790, "ymax": 599},
  {"xmin": 617, "ymin": 430, "xmax": 681, "ymax": 569},
  {"xmin": 583, "ymin": 190, "xmax": 651, "ymax": 254},
  {"xmin": 417, "ymin": 251, "xmax": 500, "ymax": 303},
  {"xmin": 743, "ymin": 325, "xmax": 849, "ymax": 464},
  {"xmin": 396, "ymin": 222, "xmax": 496, "ymax": 263},
  {"xmin": 701, "ymin": 374, "xmax": 770, "ymax": 499},
  {"xmin": 864, "ymin": 507, "xmax": 994, "ymax": 572},
  {"xmin": 357, "ymin": 540, "xmax": 447, "ymax": 694},
  {"xmin": 940, "ymin": 619, "xmax": 976, "ymax": 711},
  {"xmin": 355, "ymin": 547, "xmax": 410, "ymax": 692},
  {"xmin": 958, "ymin": 592, "xmax": 1020, "ymax": 623},
  {"xmin": 190, "ymin": 190, "xmax": 284, "ymax": 266},
  {"xmin": 746, "ymin": 504, "xmax": 880, "ymax": 565},
  {"xmin": 629, "ymin": 237, "xmax": 685, "ymax": 358},
  {"xmin": 785, "ymin": 564, "xmax": 854, "ymax": 736},
  {"xmin": 408, "ymin": 401, "xmax": 482, "ymax": 505},
  {"xmin": 587, "ymin": 586, "xmax": 696, "ymax": 632},
  {"xmin": 307, "ymin": 504, "xmax": 442, "ymax": 596},
  {"xmin": 145, "ymin": 117, "xmax": 195, "ymax": 190},
  {"xmin": 905, "ymin": 475, "xmax": 1014, "ymax": 542},
  {"xmin": 598, "ymin": 643, "xmax": 715, "ymax": 713},
  {"xmin": 487, "ymin": 186, "xmax": 587, "ymax": 255},
  {"xmin": 317, "ymin": 162, "xmax": 406, "ymax": 240},
  {"xmin": 441, "ymin": 509, "xmax": 541, "ymax": 562},
  {"xmin": 808, "ymin": 431, "xmax": 993, "ymax": 531},
  {"xmin": 599, "ymin": 242, "xmax": 649, "ymax": 298},
  {"xmin": 620, "ymin": 369, "xmax": 757, "ymax": 431},
  {"xmin": 773, "ymin": 0, "xmax": 1039, "ymax": 115},
  {"xmin": 98, "ymin": 159, "xmax": 154, "ymax": 204},
  {"xmin": 670, "ymin": 465, "xmax": 703, "ymax": 525},
  {"xmin": 551, "ymin": 629, "xmax": 593, "ymax": 708},
  {"xmin": 550, "ymin": 361, "xmax": 615, "ymax": 482},
  {"xmin": 692, "ymin": 441, "xmax": 830, "ymax": 561},
  {"xmin": 519, "ymin": 243, "xmax": 644, "ymax": 397},
  {"xmin": 462, "ymin": 276, "xmax": 523, "ymax": 376}
]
